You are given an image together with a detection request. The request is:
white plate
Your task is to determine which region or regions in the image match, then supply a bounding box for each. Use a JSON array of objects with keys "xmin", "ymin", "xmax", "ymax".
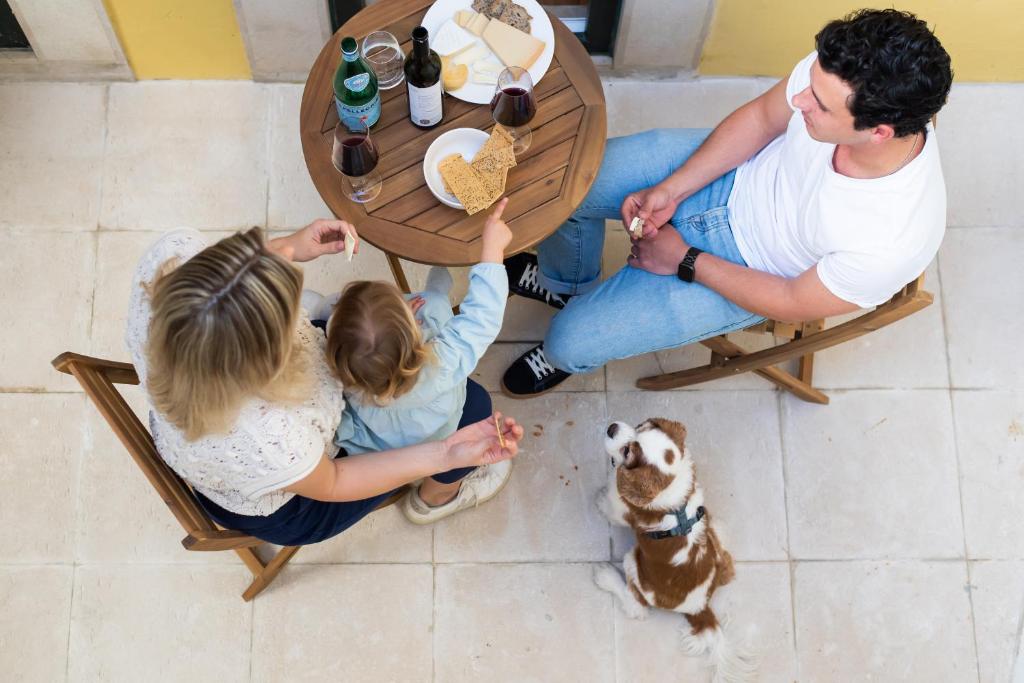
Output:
[
  {"xmin": 421, "ymin": 0, "xmax": 555, "ymax": 105},
  {"xmin": 422, "ymin": 127, "xmax": 490, "ymax": 209}
]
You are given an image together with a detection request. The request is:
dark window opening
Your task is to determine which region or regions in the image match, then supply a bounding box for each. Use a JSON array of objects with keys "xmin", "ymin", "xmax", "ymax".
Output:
[
  {"xmin": 327, "ymin": 0, "xmax": 621, "ymax": 55},
  {"xmin": 0, "ymin": 0, "xmax": 30, "ymax": 50}
]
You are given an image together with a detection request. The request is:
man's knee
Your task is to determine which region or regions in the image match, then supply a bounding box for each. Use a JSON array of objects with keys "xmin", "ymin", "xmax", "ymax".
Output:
[{"xmin": 545, "ymin": 312, "xmax": 603, "ymax": 374}]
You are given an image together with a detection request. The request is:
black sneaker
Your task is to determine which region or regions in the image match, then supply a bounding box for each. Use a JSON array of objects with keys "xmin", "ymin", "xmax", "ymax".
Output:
[
  {"xmin": 501, "ymin": 344, "xmax": 572, "ymax": 398},
  {"xmin": 505, "ymin": 253, "xmax": 571, "ymax": 310}
]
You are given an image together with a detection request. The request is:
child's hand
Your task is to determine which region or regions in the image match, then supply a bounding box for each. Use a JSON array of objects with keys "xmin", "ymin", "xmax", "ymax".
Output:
[
  {"xmin": 407, "ymin": 295, "xmax": 426, "ymax": 323},
  {"xmin": 480, "ymin": 198, "xmax": 512, "ymax": 263}
]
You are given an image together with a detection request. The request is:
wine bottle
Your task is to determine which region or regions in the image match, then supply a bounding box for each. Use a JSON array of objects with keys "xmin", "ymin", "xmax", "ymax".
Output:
[
  {"xmin": 334, "ymin": 36, "xmax": 381, "ymax": 129},
  {"xmin": 404, "ymin": 26, "xmax": 443, "ymax": 129}
]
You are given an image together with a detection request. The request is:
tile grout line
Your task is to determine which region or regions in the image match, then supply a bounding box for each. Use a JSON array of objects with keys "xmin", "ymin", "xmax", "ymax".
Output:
[
  {"xmin": 935, "ymin": 250, "xmax": 983, "ymax": 683},
  {"xmin": 63, "ymin": 564, "xmax": 76, "ymax": 683},
  {"xmin": 431, "ymin": 526, "xmax": 437, "ymax": 683},
  {"xmin": 775, "ymin": 392, "xmax": 801, "ymax": 677},
  {"xmin": 248, "ymin": 596, "xmax": 255, "ymax": 682},
  {"xmin": 263, "ymin": 84, "xmax": 272, "ymax": 230}
]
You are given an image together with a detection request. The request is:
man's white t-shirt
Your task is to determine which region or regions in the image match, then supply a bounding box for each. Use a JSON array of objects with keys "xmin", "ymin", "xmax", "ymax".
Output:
[{"xmin": 727, "ymin": 51, "xmax": 946, "ymax": 308}]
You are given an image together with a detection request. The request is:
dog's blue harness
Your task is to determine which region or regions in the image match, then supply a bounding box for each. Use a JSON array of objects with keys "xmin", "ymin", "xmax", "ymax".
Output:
[{"xmin": 645, "ymin": 506, "xmax": 706, "ymax": 540}]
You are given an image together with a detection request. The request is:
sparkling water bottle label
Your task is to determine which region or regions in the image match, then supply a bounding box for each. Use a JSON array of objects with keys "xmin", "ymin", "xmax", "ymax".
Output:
[
  {"xmin": 343, "ymin": 73, "xmax": 371, "ymax": 92},
  {"xmin": 335, "ymin": 94, "xmax": 381, "ymax": 128},
  {"xmin": 408, "ymin": 81, "xmax": 442, "ymax": 127}
]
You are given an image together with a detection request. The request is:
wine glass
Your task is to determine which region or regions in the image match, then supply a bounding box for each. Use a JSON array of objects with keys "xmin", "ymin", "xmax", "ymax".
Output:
[
  {"xmin": 332, "ymin": 117, "xmax": 382, "ymax": 203},
  {"xmin": 490, "ymin": 66, "xmax": 537, "ymax": 155},
  {"xmin": 361, "ymin": 31, "xmax": 405, "ymax": 90}
]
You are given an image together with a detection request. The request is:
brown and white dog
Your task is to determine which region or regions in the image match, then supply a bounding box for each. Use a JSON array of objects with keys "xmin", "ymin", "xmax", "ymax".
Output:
[{"xmin": 593, "ymin": 418, "xmax": 755, "ymax": 682}]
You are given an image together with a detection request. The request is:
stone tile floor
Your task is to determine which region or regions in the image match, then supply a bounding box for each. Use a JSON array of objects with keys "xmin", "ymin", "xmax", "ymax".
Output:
[{"xmin": 1, "ymin": 77, "xmax": 1022, "ymax": 682}]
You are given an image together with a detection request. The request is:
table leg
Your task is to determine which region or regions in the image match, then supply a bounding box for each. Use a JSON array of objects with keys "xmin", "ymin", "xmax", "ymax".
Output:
[{"xmin": 386, "ymin": 253, "xmax": 411, "ymax": 294}]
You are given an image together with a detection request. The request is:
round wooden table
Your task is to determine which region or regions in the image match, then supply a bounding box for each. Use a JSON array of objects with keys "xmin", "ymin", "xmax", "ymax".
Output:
[{"xmin": 300, "ymin": 0, "xmax": 606, "ymax": 290}]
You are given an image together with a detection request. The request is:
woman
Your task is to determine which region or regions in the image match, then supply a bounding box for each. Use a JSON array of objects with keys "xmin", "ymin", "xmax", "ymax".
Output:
[{"xmin": 125, "ymin": 220, "xmax": 522, "ymax": 546}]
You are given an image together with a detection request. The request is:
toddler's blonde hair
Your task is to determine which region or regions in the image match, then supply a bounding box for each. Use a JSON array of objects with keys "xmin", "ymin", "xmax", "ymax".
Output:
[{"xmin": 325, "ymin": 280, "xmax": 431, "ymax": 405}]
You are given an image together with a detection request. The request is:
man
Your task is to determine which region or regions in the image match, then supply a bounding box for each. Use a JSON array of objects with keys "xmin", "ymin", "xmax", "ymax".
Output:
[{"xmin": 500, "ymin": 9, "xmax": 953, "ymax": 397}]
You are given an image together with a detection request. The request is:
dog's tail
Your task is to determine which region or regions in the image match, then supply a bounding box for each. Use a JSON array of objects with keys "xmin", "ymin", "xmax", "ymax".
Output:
[{"xmin": 681, "ymin": 608, "xmax": 757, "ymax": 683}]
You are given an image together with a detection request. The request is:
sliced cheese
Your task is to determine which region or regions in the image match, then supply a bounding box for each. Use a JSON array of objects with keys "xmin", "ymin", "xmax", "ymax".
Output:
[
  {"xmin": 472, "ymin": 61, "xmax": 505, "ymax": 76},
  {"xmin": 454, "ymin": 9, "xmax": 476, "ymax": 28},
  {"xmin": 466, "ymin": 12, "xmax": 490, "ymax": 36},
  {"xmin": 472, "ymin": 72, "xmax": 498, "ymax": 85},
  {"xmin": 481, "ymin": 19, "xmax": 545, "ymax": 70},
  {"xmin": 432, "ymin": 19, "xmax": 476, "ymax": 57},
  {"xmin": 450, "ymin": 42, "xmax": 489, "ymax": 66},
  {"xmin": 344, "ymin": 232, "xmax": 356, "ymax": 261}
]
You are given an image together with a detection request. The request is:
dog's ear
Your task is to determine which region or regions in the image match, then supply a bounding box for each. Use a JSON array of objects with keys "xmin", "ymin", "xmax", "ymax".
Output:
[
  {"xmin": 647, "ymin": 418, "xmax": 687, "ymax": 452},
  {"xmin": 623, "ymin": 441, "xmax": 642, "ymax": 469}
]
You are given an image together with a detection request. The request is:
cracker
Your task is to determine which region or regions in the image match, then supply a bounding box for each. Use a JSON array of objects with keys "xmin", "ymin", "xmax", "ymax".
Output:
[{"xmin": 437, "ymin": 126, "xmax": 517, "ymax": 215}]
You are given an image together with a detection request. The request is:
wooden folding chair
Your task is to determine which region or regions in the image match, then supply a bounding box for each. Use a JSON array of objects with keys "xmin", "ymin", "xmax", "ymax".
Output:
[
  {"xmin": 52, "ymin": 351, "xmax": 406, "ymax": 600},
  {"xmin": 636, "ymin": 273, "xmax": 933, "ymax": 403}
]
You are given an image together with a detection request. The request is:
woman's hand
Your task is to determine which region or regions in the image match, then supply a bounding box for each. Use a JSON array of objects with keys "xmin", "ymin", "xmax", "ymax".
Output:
[
  {"xmin": 621, "ymin": 185, "xmax": 679, "ymax": 238},
  {"xmin": 268, "ymin": 219, "xmax": 360, "ymax": 263},
  {"xmin": 480, "ymin": 198, "xmax": 512, "ymax": 263},
  {"xmin": 444, "ymin": 411, "xmax": 523, "ymax": 470}
]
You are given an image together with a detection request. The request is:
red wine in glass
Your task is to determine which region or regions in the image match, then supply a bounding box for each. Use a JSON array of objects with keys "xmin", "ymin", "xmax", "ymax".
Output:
[
  {"xmin": 332, "ymin": 119, "xmax": 382, "ymax": 203},
  {"xmin": 337, "ymin": 134, "xmax": 379, "ymax": 177},
  {"xmin": 490, "ymin": 86, "xmax": 537, "ymax": 128}
]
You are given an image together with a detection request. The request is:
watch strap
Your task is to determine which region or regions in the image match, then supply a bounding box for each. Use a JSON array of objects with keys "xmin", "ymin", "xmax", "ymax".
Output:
[{"xmin": 677, "ymin": 247, "xmax": 704, "ymax": 283}]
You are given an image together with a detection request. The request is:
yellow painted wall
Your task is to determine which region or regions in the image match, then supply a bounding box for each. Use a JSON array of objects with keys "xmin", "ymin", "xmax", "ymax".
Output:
[
  {"xmin": 700, "ymin": 0, "xmax": 1024, "ymax": 82},
  {"xmin": 103, "ymin": 0, "xmax": 251, "ymax": 79}
]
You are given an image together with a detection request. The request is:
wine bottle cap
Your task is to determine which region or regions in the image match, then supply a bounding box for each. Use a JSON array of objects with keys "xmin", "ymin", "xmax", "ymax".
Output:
[{"xmin": 411, "ymin": 26, "xmax": 429, "ymax": 42}]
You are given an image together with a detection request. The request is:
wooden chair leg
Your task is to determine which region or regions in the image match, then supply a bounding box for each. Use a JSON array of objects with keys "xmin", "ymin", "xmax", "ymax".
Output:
[
  {"xmin": 241, "ymin": 545, "xmax": 302, "ymax": 602},
  {"xmin": 637, "ymin": 290, "xmax": 932, "ymax": 397},
  {"xmin": 702, "ymin": 336, "xmax": 829, "ymax": 404},
  {"xmin": 797, "ymin": 320, "xmax": 824, "ymax": 386},
  {"xmin": 386, "ymin": 253, "xmax": 411, "ymax": 294}
]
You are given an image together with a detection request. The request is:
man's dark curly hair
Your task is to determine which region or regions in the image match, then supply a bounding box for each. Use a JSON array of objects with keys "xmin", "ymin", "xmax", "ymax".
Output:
[{"xmin": 815, "ymin": 9, "xmax": 953, "ymax": 137}]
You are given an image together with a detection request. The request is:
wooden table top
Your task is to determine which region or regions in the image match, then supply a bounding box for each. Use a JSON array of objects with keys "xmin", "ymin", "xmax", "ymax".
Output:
[{"xmin": 299, "ymin": 0, "xmax": 607, "ymax": 266}]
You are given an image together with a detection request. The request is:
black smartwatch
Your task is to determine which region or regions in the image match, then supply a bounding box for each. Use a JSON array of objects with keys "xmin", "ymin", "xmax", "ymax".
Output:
[{"xmin": 677, "ymin": 246, "xmax": 703, "ymax": 283}]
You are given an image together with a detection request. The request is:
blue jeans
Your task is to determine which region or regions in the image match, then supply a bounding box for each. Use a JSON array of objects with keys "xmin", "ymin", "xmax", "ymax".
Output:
[{"xmin": 537, "ymin": 129, "xmax": 765, "ymax": 373}]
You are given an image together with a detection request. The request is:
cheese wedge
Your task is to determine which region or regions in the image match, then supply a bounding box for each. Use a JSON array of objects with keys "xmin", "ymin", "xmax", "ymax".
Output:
[
  {"xmin": 467, "ymin": 12, "xmax": 490, "ymax": 36},
  {"xmin": 482, "ymin": 19, "xmax": 545, "ymax": 70},
  {"xmin": 454, "ymin": 9, "xmax": 476, "ymax": 28},
  {"xmin": 432, "ymin": 19, "xmax": 476, "ymax": 56},
  {"xmin": 472, "ymin": 72, "xmax": 498, "ymax": 85}
]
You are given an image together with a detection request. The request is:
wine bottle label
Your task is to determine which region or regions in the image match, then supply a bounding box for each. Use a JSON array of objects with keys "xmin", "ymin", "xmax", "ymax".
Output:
[
  {"xmin": 408, "ymin": 81, "xmax": 442, "ymax": 127},
  {"xmin": 335, "ymin": 93, "xmax": 381, "ymax": 128},
  {"xmin": 343, "ymin": 73, "xmax": 371, "ymax": 92}
]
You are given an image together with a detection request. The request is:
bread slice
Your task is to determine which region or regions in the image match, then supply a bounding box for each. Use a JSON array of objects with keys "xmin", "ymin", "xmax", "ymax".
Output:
[{"xmin": 482, "ymin": 19, "xmax": 545, "ymax": 70}]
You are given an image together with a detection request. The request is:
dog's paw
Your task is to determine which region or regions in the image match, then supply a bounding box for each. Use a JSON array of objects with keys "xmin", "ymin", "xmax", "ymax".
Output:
[{"xmin": 592, "ymin": 564, "xmax": 624, "ymax": 594}]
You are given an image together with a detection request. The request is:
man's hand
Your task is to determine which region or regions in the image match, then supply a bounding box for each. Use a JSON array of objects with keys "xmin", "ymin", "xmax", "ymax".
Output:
[
  {"xmin": 621, "ymin": 185, "xmax": 680, "ymax": 238},
  {"xmin": 628, "ymin": 226, "xmax": 689, "ymax": 276},
  {"xmin": 269, "ymin": 219, "xmax": 360, "ymax": 263}
]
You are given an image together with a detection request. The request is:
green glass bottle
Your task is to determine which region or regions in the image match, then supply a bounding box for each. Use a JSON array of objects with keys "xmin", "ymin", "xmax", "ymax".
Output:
[{"xmin": 333, "ymin": 36, "xmax": 381, "ymax": 129}]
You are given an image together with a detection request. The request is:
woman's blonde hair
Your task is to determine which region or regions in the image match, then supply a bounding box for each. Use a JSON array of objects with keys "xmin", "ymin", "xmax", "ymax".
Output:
[
  {"xmin": 325, "ymin": 280, "xmax": 431, "ymax": 405},
  {"xmin": 146, "ymin": 228, "xmax": 311, "ymax": 440}
]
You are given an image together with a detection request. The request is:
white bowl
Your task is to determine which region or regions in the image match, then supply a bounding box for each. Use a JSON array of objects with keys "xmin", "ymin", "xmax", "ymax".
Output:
[{"xmin": 423, "ymin": 127, "xmax": 490, "ymax": 209}]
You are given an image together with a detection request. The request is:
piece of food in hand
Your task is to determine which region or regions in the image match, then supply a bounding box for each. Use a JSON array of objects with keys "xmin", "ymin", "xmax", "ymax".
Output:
[
  {"xmin": 344, "ymin": 231, "xmax": 356, "ymax": 261},
  {"xmin": 440, "ymin": 56, "xmax": 468, "ymax": 91},
  {"xmin": 482, "ymin": 19, "xmax": 545, "ymax": 70},
  {"xmin": 629, "ymin": 216, "xmax": 644, "ymax": 238},
  {"xmin": 494, "ymin": 414, "xmax": 506, "ymax": 449}
]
